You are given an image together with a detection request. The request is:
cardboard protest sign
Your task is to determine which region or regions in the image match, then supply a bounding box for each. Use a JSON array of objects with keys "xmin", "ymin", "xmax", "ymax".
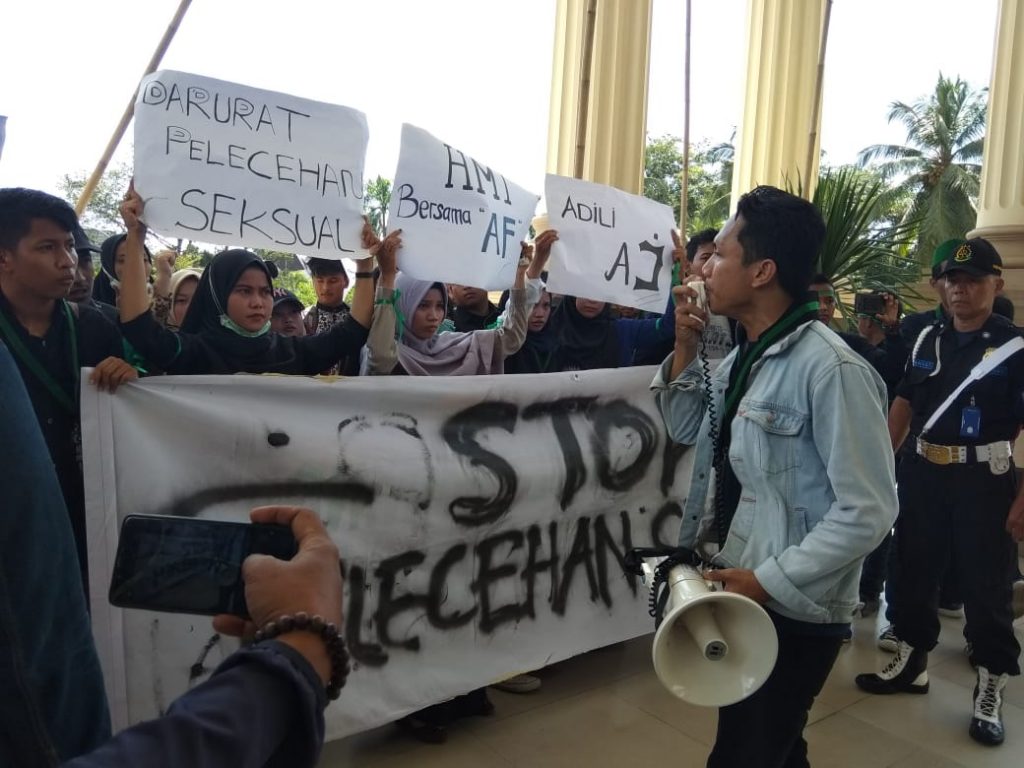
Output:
[
  {"xmin": 388, "ymin": 124, "xmax": 540, "ymax": 290},
  {"xmin": 544, "ymin": 174, "xmax": 676, "ymax": 312},
  {"xmin": 83, "ymin": 368, "xmax": 692, "ymax": 740},
  {"xmin": 134, "ymin": 70, "xmax": 368, "ymax": 259}
]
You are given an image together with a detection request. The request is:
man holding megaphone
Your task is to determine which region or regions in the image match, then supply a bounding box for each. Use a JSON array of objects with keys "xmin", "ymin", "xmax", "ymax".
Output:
[{"xmin": 650, "ymin": 186, "xmax": 897, "ymax": 768}]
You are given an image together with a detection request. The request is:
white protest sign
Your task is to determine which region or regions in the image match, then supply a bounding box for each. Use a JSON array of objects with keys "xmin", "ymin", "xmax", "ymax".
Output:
[
  {"xmin": 134, "ymin": 70, "xmax": 368, "ymax": 260},
  {"xmin": 544, "ymin": 174, "xmax": 676, "ymax": 312},
  {"xmin": 82, "ymin": 368, "xmax": 693, "ymax": 741},
  {"xmin": 388, "ymin": 124, "xmax": 540, "ymax": 290}
]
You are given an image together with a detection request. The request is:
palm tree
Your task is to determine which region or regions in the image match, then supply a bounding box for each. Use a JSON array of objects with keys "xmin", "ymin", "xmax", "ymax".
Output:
[
  {"xmin": 857, "ymin": 74, "xmax": 986, "ymax": 263},
  {"xmin": 792, "ymin": 166, "xmax": 921, "ymax": 326}
]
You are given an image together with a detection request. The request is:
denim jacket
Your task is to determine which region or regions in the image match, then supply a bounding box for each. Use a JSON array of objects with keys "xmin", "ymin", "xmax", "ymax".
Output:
[
  {"xmin": 0, "ymin": 344, "xmax": 110, "ymax": 766},
  {"xmin": 651, "ymin": 320, "xmax": 897, "ymax": 624}
]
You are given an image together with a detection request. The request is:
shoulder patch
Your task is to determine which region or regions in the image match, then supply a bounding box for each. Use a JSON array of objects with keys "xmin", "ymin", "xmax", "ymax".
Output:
[{"xmin": 912, "ymin": 358, "xmax": 936, "ymax": 371}]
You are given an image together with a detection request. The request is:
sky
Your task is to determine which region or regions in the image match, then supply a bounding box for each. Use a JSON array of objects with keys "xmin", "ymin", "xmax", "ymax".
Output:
[{"xmin": 0, "ymin": 0, "xmax": 1000, "ymax": 203}]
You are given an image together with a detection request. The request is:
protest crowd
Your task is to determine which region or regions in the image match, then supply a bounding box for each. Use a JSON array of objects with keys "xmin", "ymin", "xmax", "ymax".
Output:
[{"xmin": 2, "ymin": 77, "xmax": 1024, "ymax": 768}]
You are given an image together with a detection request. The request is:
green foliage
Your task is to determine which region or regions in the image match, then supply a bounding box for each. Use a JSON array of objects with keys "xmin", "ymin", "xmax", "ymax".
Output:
[
  {"xmin": 275, "ymin": 269, "xmax": 316, "ymax": 307},
  {"xmin": 688, "ymin": 138, "xmax": 734, "ymax": 232},
  {"xmin": 175, "ymin": 243, "xmax": 213, "ymax": 270},
  {"xmin": 643, "ymin": 135, "xmax": 684, "ymax": 221},
  {"xmin": 364, "ymin": 175, "xmax": 392, "ymax": 235},
  {"xmin": 858, "ymin": 74, "xmax": 986, "ymax": 263},
  {"xmin": 253, "ymin": 249, "xmax": 304, "ymax": 272},
  {"xmin": 791, "ymin": 166, "xmax": 923, "ymax": 324},
  {"xmin": 643, "ymin": 134, "xmax": 733, "ymax": 235},
  {"xmin": 58, "ymin": 162, "xmax": 132, "ymax": 244}
]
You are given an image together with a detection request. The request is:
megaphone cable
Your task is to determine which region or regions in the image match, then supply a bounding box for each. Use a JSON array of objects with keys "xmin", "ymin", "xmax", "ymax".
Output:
[{"xmin": 624, "ymin": 546, "xmax": 707, "ymax": 628}]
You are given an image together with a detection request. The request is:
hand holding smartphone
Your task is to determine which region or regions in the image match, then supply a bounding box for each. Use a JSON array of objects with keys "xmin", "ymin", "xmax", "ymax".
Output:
[{"xmin": 109, "ymin": 515, "xmax": 298, "ymax": 617}]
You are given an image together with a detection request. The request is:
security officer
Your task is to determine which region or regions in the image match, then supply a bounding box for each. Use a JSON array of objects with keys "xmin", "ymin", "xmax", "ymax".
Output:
[{"xmin": 856, "ymin": 238, "xmax": 1024, "ymax": 746}]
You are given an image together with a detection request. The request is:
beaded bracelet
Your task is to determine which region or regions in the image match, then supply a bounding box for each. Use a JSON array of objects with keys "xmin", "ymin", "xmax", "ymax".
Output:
[{"xmin": 253, "ymin": 612, "xmax": 350, "ymax": 701}]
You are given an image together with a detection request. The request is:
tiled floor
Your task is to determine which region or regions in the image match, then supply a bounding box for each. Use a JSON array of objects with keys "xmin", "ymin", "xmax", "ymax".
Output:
[{"xmin": 320, "ymin": 612, "xmax": 1024, "ymax": 767}]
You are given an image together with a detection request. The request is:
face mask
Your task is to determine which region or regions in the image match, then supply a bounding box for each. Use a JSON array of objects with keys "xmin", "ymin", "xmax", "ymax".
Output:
[{"xmin": 219, "ymin": 314, "xmax": 271, "ymax": 338}]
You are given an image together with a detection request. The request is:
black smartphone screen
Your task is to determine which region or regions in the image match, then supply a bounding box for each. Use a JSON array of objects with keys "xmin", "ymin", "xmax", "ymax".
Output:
[
  {"xmin": 109, "ymin": 515, "xmax": 298, "ymax": 617},
  {"xmin": 854, "ymin": 293, "xmax": 886, "ymax": 315}
]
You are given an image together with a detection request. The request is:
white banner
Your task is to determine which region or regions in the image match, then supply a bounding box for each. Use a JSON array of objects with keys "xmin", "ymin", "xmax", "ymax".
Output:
[
  {"xmin": 82, "ymin": 369, "xmax": 693, "ymax": 741},
  {"xmin": 133, "ymin": 70, "xmax": 368, "ymax": 260},
  {"xmin": 388, "ymin": 124, "xmax": 540, "ymax": 290},
  {"xmin": 544, "ymin": 174, "xmax": 676, "ymax": 313}
]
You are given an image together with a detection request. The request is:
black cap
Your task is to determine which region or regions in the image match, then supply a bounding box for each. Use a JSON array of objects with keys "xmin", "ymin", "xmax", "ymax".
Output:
[
  {"xmin": 935, "ymin": 238, "xmax": 1003, "ymax": 279},
  {"xmin": 272, "ymin": 288, "xmax": 304, "ymax": 312},
  {"xmin": 73, "ymin": 224, "xmax": 100, "ymax": 254}
]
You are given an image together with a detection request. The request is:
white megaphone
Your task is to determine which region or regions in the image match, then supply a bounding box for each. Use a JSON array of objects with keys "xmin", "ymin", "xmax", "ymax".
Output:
[{"xmin": 640, "ymin": 557, "xmax": 779, "ymax": 707}]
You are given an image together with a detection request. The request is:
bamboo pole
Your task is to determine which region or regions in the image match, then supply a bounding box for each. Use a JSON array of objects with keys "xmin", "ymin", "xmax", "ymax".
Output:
[
  {"xmin": 75, "ymin": 0, "xmax": 194, "ymax": 215},
  {"xmin": 678, "ymin": 0, "xmax": 692, "ymax": 234},
  {"xmin": 573, "ymin": 0, "xmax": 599, "ymax": 179},
  {"xmin": 804, "ymin": 0, "xmax": 833, "ymax": 199}
]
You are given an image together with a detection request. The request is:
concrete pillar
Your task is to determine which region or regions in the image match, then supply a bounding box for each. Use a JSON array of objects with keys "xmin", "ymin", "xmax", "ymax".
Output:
[
  {"xmin": 545, "ymin": 0, "xmax": 653, "ymax": 194},
  {"xmin": 969, "ymin": 0, "xmax": 1024, "ymax": 312},
  {"xmin": 730, "ymin": 0, "xmax": 826, "ymax": 206},
  {"xmin": 967, "ymin": 0, "xmax": 1024, "ymax": 466}
]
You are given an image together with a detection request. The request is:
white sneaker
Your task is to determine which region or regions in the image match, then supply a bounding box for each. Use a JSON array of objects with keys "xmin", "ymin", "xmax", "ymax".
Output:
[
  {"xmin": 492, "ymin": 673, "xmax": 541, "ymax": 694},
  {"xmin": 877, "ymin": 624, "xmax": 899, "ymax": 653},
  {"xmin": 970, "ymin": 666, "xmax": 1008, "ymax": 745}
]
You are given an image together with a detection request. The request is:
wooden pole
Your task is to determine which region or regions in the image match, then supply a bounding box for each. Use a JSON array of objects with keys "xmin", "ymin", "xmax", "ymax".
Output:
[
  {"xmin": 573, "ymin": 0, "xmax": 599, "ymax": 179},
  {"xmin": 678, "ymin": 0, "xmax": 692, "ymax": 234},
  {"xmin": 804, "ymin": 0, "xmax": 833, "ymax": 199},
  {"xmin": 75, "ymin": 0, "xmax": 194, "ymax": 215}
]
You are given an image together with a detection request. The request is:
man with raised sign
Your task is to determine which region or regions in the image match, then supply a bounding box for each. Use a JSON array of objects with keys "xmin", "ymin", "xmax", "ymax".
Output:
[
  {"xmin": 856, "ymin": 238, "xmax": 1023, "ymax": 747},
  {"xmin": 652, "ymin": 186, "xmax": 896, "ymax": 767}
]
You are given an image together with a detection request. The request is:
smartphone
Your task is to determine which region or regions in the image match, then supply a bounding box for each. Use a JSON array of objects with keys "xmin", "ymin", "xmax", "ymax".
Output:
[
  {"xmin": 109, "ymin": 515, "xmax": 298, "ymax": 617},
  {"xmin": 854, "ymin": 292, "xmax": 886, "ymax": 315}
]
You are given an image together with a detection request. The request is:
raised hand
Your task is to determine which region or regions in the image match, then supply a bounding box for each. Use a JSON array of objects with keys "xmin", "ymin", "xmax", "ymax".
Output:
[
  {"xmin": 528, "ymin": 229, "xmax": 558, "ymax": 279},
  {"xmin": 120, "ymin": 180, "xmax": 145, "ymax": 233}
]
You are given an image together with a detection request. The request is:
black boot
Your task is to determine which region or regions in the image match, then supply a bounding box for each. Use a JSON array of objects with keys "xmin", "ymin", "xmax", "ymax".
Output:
[
  {"xmin": 855, "ymin": 640, "xmax": 929, "ymax": 694},
  {"xmin": 969, "ymin": 666, "xmax": 1008, "ymax": 746}
]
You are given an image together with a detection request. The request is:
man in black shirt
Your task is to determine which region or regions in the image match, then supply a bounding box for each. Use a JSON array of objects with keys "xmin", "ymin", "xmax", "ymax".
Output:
[
  {"xmin": 856, "ymin": 238, "xmax": 1023, "ymax": 746},
  {"xmin": 0, "ymin": 188, "xmax": 136, "ymax": 593},
  {"xmin": 809, "ymin": 275, "xmax": 909, "ymax": 397},
  {"xmin": 69, "ymin": 223, "xmax": 118, "ymax": 325},
  {"xmin": 448, "ymin": 283, "xmax": 499, "ymax": 332}
]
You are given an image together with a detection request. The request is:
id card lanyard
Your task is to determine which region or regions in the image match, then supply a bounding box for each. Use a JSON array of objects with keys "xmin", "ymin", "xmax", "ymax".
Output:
[{"xmin": 0, "ymin": 301, "xmax": 79, "ymax": 413}]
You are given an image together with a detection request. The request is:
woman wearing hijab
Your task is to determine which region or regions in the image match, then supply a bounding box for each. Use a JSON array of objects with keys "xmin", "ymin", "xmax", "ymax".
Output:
[
  {"xmin": 486, "ymin": 231, "xmax": 560, "ymax": 375},
  {"xmin": 498, "ymin": 284, "xmax": 561, "ymax": 374},
  {"xmin": 117, "ymin": 187, "xmax": 396, "ymax": 375},
  {"xmin": 547, "ymin": 294, "xmax": 674, "ymax": 371},
  {"xmin": 92, "ymin": 233, "xmax": 153, "ymax": 308},
  {"xmin": 362, "ymin": 233, "xmax": 549, "ymax": 744},
  {"xmin": 364, "ymin": 235, "xmax": 550, "ymax": 377},
  {"xmin": 163, "ymin": 268, "xmax": 203, "ymax": 330}
]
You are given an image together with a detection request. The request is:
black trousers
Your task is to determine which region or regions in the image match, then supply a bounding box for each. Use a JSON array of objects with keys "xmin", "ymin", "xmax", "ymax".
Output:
[
  {"xmin": 893, "ymin": 456, "xmax": 1021, "ymax": 675},
  {"xmin": 707, "ymin": 628, "xmax": 842, "ymax": 768}
]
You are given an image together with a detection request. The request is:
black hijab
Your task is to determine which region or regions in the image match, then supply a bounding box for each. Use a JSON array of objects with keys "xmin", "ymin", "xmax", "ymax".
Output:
[
  {"xmin": 551, "ymin": 297, "xmax": 620, "ymax": 371},
  {"xmin": 93, "ymin": 234, "xmax": 152, "ymax": 305},
  {"xmin": 92, "ymin": 234, "xmax": 125, "ymax": 305},
  {"xmin": 498, "ymin": 290, "xmax": 562, "ymax": 374},
  {"xmin": 180, "ymin": 249, "xmax": 298, "ymax": 372}
]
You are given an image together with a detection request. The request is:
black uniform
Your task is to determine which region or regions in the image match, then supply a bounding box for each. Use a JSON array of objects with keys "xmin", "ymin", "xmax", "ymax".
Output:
[
  {"xmin": 893, "ymin": 312, "xmax": 1023, "ymax": 675},
  {"xmin": 0, "ymin": 294, "xmax": 124, "ymax": 594}
]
